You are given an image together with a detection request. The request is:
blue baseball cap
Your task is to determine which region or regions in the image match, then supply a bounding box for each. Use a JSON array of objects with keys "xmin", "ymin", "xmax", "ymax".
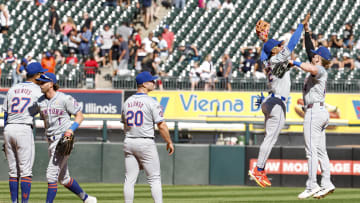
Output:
[
  {"xmin": 45, "ymin": 51, "xmax": 52, "ymax": 57},
  {"xmin": 136, "ymin": 71, "xmax": 158, "ymax": 85},
  {"xmin": 36, "ymin": 72, "xmax": 57, "ymax": 84},
  {"xmin": 26, "ymin": 62, "xmax": 48, "ymax": 75},
  {"xmin": 260, "ymin": 39, "xmax": 283, "ymax": 61},
  {"xmin": 311, "ymin": 46, "xmax": 331, "ymax": 60},
  {"xmin": 21, "ymin": 58, "xmax": 28, "ymax": 64}
]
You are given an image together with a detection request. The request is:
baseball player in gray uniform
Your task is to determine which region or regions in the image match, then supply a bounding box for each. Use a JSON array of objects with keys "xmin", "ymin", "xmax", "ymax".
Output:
[
  {"xmin": 3, "ymin": 62, "xmax": 47, "ymax": 203},
  {"xmin": 35, "ymin": 73, "xmax": 97, "ymax": 203},
  {"xmin": 121, "ymin": 71, "xmax": 174, "ymax": 203},
  {"xmin": 249, "ymin": 15, "xmax": 310, "ymax": 188},
  {"xmin": 290, "ymin": 46, "xmax": 335, "ymax": 199}
]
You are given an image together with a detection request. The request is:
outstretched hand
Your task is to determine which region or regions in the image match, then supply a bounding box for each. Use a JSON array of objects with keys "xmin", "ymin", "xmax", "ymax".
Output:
[{"xmin": 302, "ymin": 12, "xmax": 311, "ymax": 27}]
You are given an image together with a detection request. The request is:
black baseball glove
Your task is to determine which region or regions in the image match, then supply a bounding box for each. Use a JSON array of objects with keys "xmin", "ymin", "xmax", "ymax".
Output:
[{"xmin": 55, "ymin": 132, "xmax": 74, "ymax": 156}]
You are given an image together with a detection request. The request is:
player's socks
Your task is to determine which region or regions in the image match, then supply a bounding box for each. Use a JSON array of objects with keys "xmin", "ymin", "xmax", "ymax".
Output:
[
  {"xmin": 64, "ymin": 178, "xmax": 88, "ymax": 200},
  {"xmin": 46, "ymin": 182, "xmax": 58, "ymax": 203},
  {"xmin": 9, "ymin": 177, "xmax": 18, "ymax": 203},
  {"xmin": 257, "ymin": 167, "xmax": 264, "ymax": 171},
  {"xmin": 21, "ymin": 176, "xmax": 32, "ymax": 203}
]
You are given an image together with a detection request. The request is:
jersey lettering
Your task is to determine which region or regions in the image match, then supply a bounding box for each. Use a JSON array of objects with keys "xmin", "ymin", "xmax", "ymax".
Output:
[{"xmin": 11, "ymin": 97, "xmax": 31, "ymax": 113}]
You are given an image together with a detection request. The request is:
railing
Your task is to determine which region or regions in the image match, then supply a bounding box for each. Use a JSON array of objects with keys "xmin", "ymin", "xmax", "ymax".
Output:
[{"xmin": 113, "ymin": 76, "xmax": 360, "ymax": 92}]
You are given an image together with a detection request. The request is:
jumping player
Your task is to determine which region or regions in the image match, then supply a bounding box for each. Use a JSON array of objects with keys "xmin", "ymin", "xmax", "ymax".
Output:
[
  {"xmin": 35, "ymin": 73, "xmax": 97, "ymax": 203},
  {"xmin": 291, "ymin": 15, "xmax": 335, "ymax": 199},
  {"xmin": 122, "ymin": 71, "xmax": 174, "ymax": 203},
  {"xmin": 3, "ymin": 62, "xmax": 47, "ymax": 203},
  {"xmin": 249, "ymin": 14, "xmax": 310, "ymax": 187}
]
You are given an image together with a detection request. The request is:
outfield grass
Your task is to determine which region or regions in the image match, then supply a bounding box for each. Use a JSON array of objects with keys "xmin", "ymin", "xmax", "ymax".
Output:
[{"xmin": 0, "ymin": 182, "xmax": 359, "ymax": 203}]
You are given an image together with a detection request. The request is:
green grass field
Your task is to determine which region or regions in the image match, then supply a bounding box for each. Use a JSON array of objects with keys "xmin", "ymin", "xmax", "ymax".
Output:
[{"xmin": 0, "ymin": 182, "xmax": 359, "ymax": 203}]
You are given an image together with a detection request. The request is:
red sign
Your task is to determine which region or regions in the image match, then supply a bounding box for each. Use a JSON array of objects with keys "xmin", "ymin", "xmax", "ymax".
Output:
[{"xmin": 250, "ymin": 159, "xmax": 360, "ymax": 175}]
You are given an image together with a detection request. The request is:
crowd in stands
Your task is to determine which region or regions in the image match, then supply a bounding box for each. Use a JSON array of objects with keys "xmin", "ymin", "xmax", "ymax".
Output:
[{"xmin": 0, "ymin": 0, "xmax": 360, "ymax": 90}]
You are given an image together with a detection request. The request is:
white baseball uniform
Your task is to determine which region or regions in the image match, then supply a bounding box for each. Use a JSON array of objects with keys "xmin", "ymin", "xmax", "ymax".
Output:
[
  {"xmin": 3, "ymin": 82, "xmax": 42, "ymax": 178},
  {"xmin": 256, "ymin": 23, "xmax": 304, "ymax": 169},
  {"xmin": 121, "ymin": 93, "xmax": 164, "ymax": 203},
  {"xmin": 303, "ymin": 65, "xmax": 334, "ymax": 190},
  {"xmin": 36, "ymin": 92, "xmax": 81, "ymax": 185}
]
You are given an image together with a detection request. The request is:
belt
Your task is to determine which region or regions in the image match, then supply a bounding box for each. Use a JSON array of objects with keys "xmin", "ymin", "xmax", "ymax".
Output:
[
  {"xmin": 7, "ymin": 123, "xmax": 33, "ymax": 128},
  {"xmin": 269, "ymin": 92, "xmax": 286, "ymax": 101},
  {"xmin": 307, "ymin": 102, "xmax": 324, "ymax": 109},
  {"xmin": 127, "ymin": 137, "xmax": 154, "ymax": 139}
]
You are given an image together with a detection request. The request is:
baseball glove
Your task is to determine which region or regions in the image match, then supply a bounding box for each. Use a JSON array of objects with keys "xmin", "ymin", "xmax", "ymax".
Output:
[
  {"xmin": 256, "ymin": 20, "xmax": 270, "ymax": 42},
  {"xmin": 55, "ymin": 132, "xmax": 74, "ymax": 156}
]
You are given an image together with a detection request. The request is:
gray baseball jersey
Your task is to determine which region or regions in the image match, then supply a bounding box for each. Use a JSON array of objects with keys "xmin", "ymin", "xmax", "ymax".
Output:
[
  {"xmin": 263, "ymin": 46, "xmax": 291, "ymax": 98},
  {"xmin": 37, "ymin": 92, "xmax": 81, "ymax": 137},
  {"xmin": 303, "ymin": 65, "xmax": 327, "ymax": 105},
  {"xmin": 3, "ymin": 82, "xmax": 42, "ymax": 124},
  {"xmin": 3, "ymin": 82, "xmax": 42, "ymax": 178},
  {"xmin": 121, "ymin": 93, "xmax": 164, "ymax": 138},
  {"xmin": 302, "ymin": 65, "xmax": 334, "ymax": 190},
  {"xmin": 122, "ymin": 93, "xmax": 165, "ymax": 203}
]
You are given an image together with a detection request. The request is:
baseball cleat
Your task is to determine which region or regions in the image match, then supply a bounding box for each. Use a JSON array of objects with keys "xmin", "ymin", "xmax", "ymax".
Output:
[
  {"xmin": 84, "ymin": 195, "xmax": 97, "ymax": 203},
  {"xmin": 298, "ymin": 186, "xmax": 321, "ymax": 199},
  {"xmin": 248, "ymin": 167, "xmax": 271, "ymax": 188},
  {"xmin": 313, "ymin": 186, "xmax": 335, "ymax": 199}
]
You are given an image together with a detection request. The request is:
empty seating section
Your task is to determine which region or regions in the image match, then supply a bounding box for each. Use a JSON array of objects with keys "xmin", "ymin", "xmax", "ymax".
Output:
[{"xmin": 0, "ymin": 0, "xmax": 139, "ymax": 88}]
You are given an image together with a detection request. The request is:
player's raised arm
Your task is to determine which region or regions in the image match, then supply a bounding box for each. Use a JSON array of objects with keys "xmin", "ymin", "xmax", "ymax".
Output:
[{"xmin": 157, "ymin": 121, "xmax": 174, "ymax": 155}]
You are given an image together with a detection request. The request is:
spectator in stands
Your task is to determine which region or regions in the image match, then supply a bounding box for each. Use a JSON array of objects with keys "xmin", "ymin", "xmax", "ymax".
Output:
[
  {"xmin": 134, "ymin": 43, "xmax": 147, "ymax": 72},
  {"xmin": 222, "ymin": 53, "xmax": 232, "ymax": 91},
  {"xmin": 222, "ymin": 0, "xmax": 234, "ymax": 11},
  {"xmin": 54, "ymin": 49, "xmax": 65, "ymax": 65},
  {"xmin": 68, "ymin": 29, "xmax": 81, "ymax": 54},
  {"xmin": 119, "ymin": 0, "xmax": 131, "ymax": 7},
  {"xmin": 152, "ymin": 0, "xmax": 160, "ymax": 20},
  {"xmin": 116, "ymin": 21, "xmax": 132, "ymax": 42},
  {"xmin": 141, "ymin": 53, "xmax": 156, "ymax": 75},
  {"xmin": 328, "ymin": 33, "xmax": 343, "ymax": 48},
  {"xmin": 317, "ymin": 33, "xmax": 328, "ymax": 48},
  {"xmin": 198, "ymin": 0, "xmax": 205, "ymax": 8},
  {"xmin": 343, "ymin": 22, "xmax": 353, "ymax": 49},
  {"xmin": 179, "ymin": 42, "xmax": 200, "ymax": 62},
  {"xmin": 60, "ymin": 17, "xmax": 76, "ymax": 44},
  {"xmin": 200, "ymin": 54, "xmax": 215, "ymax": 90},
  {"xmin": 207, "ymin": 0, "xmax": 221, "ymax": 10},
  {"xmin": 36, "ymin": 0, "xmax": 47, "ymax": 5},
  {"xmin": 41, "ymin": 51, "xmax": 56, "ymax": 73},
  {"xmin": 143, "ymin": 32, "xmax": 155, "ymax": 53},
  {"xmin": 141, "ymin": 0, "xmax": 152, "ymax": 29},
  {"xmin": 162, "ymin": 25, "xmax": 175, "ymax": 53},
  {"xmin": 118, "ymin": 35, "xmax": 130, "ymax": 75},
  {"xmin": 16, "ymin": 58, "xmax": 28, "ymax": 84},
  {"xmin": 84, "ymin": 55, "xmax": 99, "ymax": 81},
  {"xmin": 79, "ymin": 26, "xmax": 92, "ymax": 58},
  {"xmin": 242, "ymin": 53, "xmax": 256, "ymax": 73},
  {"xmin": 134, "ymin": 29, "xmax": 142, "ymax": 48},
  {"xmin": 189, "ymin": 62, "xmax": 201, "ymax": 91},
  {"xmin": 82, "ymin": 12, "xmax": 93, "ymax": 33},
  {"xmin": 329, "ymin": 56, "xmax": 342, "ymax": 69},
  {"xmin": 157, "ymin": 34, "xmax": 168, "ymax": 61},
  {"xmin": 342, "ymin": 52, "xmax": 355, "ymax": 70},
  {"xmin": 355, "ymin": 55, "xmax": 360, "ymax": 70},
  {"xmin": 4, "ymin": 49, "xmax": 18, "ymax": 86},
  {"xmin": 109, "ymin": 39, "xmax": 121, "ymax": 75},
  {"xmin": 49, "ymin": 6, "xmax": 60, "ymax": 36},
  {"xmin": 128, "ymin": 34, "xmax": 137, "ymax": 68},
  {"xmin": 175, "ymin": 0, "xmax": 186, "ymax": 9},
  {"xmin": 65, "ymin": 49, "xmax": 79, "ymax": 65},
  {"xmin": 103, "ymin": 0, "xmax": 117, "ymax": 7},
  {"xmin": 100, "ymin": 24, "xmax": 114, "ymax": 67},
  {"xmin": 0, "ymin": 4, "xmax": 11, "ymax": 35}
]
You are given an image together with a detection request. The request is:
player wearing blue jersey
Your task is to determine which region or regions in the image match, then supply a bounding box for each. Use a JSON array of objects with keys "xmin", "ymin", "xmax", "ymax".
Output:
[
  {"xmin": 35, "ymin": 73, "xmax": 97, "ymax": 203},
  {"xmin": 122, "ymin": 71, "xmax": 174, "ymax": 203},
  {"xmin": 3, "ymin": 62, "xmax": 47, "ymax": 203}
]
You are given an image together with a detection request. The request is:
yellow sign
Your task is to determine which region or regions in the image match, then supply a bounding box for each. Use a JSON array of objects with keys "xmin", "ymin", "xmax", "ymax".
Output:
[{"xmin": 149, "ymin": 91, "xmax": 360, "ymax": 133}]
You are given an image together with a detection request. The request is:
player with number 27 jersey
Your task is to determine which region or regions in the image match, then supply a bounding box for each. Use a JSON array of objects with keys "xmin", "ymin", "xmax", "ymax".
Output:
[{"xmin": 122, "ymin": 93, "xmax": 164, "ymax": 138}]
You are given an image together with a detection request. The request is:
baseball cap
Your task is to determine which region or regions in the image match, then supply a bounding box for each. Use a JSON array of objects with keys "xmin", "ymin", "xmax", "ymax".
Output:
[
  {"xmin": 311, "ymin": 46, "xmax": 331, "ymax": 61},
  {"xmin": 164, "ymin": 25, "xmax": 169, "ymax": 29},
  {"xmin": 343, "ymin": 52, "xmax": 350, "ymax": 58},
  {"xmin": 260, "ymin": 39, "xmax": 283, "ymax": 61},
  {"xmin": 136, "ymin": 71, "xmax": 158, "ymax": 85},
  {"xmin": 36, "ymin": 72, "xmax": 57, "ymax": 84},
  {"xmin": 21, "ymin": 58, "xmax": 28, "ymax": 64},
  {"xmin": 45, "ymin": 51, "xmax": 51, "ymax": 57},
  {"xmin": 26, "ymin": 62, "xmax": 48, "ymax": 75}
]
